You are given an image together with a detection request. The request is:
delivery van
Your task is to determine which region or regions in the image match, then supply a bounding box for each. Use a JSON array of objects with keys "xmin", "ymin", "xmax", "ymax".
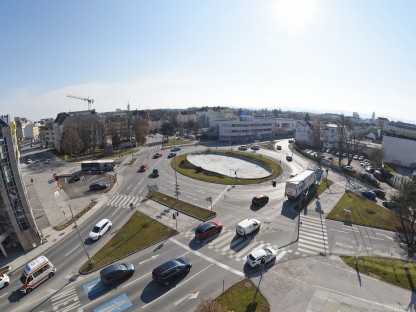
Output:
[
  {"xmin": 236, "ymin": 219, "xmax": 261, "ymax": 236},
  {"xmin": 18, "ymin": 255, "xmax": 56, "ymax": 294}
]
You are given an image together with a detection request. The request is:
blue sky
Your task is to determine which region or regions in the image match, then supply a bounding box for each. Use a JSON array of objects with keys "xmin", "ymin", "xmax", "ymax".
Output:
[{"xmin": 1, "ymin": 0, "xmax": 415, "ymax": 123}]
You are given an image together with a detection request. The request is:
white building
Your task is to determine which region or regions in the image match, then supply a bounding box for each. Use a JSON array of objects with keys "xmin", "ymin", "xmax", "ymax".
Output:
[
  {"xmin": 382, "ymin": 133, "xmax": 416, "ymax": 168},
  {"xmin": 213, "ymin": 116, "xmax": 295, "ymax": 142}
]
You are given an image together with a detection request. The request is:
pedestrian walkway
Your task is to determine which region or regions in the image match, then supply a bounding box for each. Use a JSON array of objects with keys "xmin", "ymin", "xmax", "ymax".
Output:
[
  {"xmin": 296, "ymin": 215, "xmax": 328, "ymax": 256},
  {"xmin": 181, "ymin": 228, "xmax": 287, "ymax": 265},
  {"xmin": 107, "ymin": 194, "xmax": 142, "ymax": 209}
]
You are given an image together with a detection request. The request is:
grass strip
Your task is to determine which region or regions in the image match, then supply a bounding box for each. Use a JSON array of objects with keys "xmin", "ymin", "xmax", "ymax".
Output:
[
  {"xmin": 148, "ymin": 191, "xmax": 216, "ymax": 220},
  {"xmin": 79, "ymin": 211, "xmax": 176, "ymax": 274},
  {"xmin": 215, "ymin": 278, "xmax": 270, "ymax": 312},
  {"xmin": 342, "ymin": 256, "xmax": 416, "ymax": 291},
  {"xmin": 326, "ymin": 190, "xmax": 401, "ymax": 231}
]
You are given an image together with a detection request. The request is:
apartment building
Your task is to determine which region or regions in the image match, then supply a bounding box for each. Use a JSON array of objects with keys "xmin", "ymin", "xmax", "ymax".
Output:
[{"xmin": 0, "ymin": 118, "xmax": 41, "ymax": 257}]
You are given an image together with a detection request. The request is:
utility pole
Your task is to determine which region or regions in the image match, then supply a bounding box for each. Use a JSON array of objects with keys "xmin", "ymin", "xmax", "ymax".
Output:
[{"xmin": 55, "ymin": 191, "xmax": 93, "ymax": 266}]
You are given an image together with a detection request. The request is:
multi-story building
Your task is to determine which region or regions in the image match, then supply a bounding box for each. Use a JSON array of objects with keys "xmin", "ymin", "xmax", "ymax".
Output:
[
  {"xmin": 212, "ymin": 115, "xmax": 295, "ymax": 142},
  {"xmin": 0, "ymin": 118, "xmax": 41, "ymax": 257}
]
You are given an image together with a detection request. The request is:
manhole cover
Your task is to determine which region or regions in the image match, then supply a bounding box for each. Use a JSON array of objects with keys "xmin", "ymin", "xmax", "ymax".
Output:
[{"xmin": 244, "ymin": 282, "xmax": 252, "ymax": 288}]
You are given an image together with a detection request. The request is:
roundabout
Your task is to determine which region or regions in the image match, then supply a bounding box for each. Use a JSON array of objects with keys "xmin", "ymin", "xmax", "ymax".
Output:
[{"xmin": 171, "ymin": 149, "xmax": 282, "ymax": 184}]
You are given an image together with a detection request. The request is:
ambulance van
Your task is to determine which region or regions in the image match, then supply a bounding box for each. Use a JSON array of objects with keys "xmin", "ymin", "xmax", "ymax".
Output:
[{"xmin": 18, "ymin": 255, "xmax": 56, "ymax": 293}]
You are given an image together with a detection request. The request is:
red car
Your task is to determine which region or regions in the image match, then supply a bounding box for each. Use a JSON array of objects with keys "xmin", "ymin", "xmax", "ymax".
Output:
[
  {"xmin": 373, "ymin": 189, "xmax": 386, "ymax": 198},
  {"xmin": 139, "ymin": 164, "xmax": 148, "ymax": 172},
  {"xmin": 195, "ymin": 220, "xmax": 223, "ymax": 240},
  {"xmin": 153, "ymin": 152, "xmax": 162, "ymax": 159}
]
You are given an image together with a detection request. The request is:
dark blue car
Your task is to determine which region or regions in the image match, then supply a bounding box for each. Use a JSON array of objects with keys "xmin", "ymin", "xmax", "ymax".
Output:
[{"xmin": 361, "ymin": 190, "xmax": 376, "ymax": 200}]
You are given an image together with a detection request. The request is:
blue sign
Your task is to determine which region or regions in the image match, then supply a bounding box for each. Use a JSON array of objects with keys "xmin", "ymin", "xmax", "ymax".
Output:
[{"xmin": 94, "ymin": 294, "xmax": 133, "ymax": 312}]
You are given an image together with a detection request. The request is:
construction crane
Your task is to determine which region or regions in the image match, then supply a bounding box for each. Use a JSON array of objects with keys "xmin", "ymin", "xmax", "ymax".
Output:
[{"xmin": 67, "ymin": 95, "xmax": 94, "ymax": 110}]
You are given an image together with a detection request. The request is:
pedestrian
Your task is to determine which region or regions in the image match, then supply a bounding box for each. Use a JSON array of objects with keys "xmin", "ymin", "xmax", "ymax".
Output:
[{"xmin": 30, "ymin": 178, "xmax": 33, "ymax": 183}]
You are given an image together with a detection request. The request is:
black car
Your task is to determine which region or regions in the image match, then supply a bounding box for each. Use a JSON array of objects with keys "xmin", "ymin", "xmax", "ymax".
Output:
[
  {"xmin": 152, "ymin": 257, "xmax": 192, "ymax": 286},
  {"xmin": 89, "ymin": 182, "xmax": 108, "ymax": 191},
  {"xmin": 100, "ymin": 262, "xmax": 135, "ymax": 285},
  {"xmin": 286, "ymin": 155, "xmax": 293, "ymax": 161},
  {"xmin": 167, "ymin": 152, "xmax": 176, "ymax": 158},
  {"xmin": 152, "ymin": 168, "xmax": 159, "ymax": 177},
  {"xmin": 170, "ymin": 147, "xmax": 181, "ymax": 152}
]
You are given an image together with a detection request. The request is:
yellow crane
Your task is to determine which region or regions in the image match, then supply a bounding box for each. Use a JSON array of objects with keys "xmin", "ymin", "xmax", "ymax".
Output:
[{"xmin": 67, "ymin": 95, "xmax": 94, "ymax": 110}]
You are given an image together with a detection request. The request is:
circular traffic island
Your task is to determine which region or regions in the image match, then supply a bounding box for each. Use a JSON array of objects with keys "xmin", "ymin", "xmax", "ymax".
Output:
[{"xmin": 171, "ymin": 149, "xmax": 282, "ymax": 185}]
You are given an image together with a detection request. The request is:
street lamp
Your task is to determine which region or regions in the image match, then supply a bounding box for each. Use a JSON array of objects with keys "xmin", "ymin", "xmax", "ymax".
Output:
[{"xmin": 54, "ymin": 191, "xmax": 93, "ymax": 265}]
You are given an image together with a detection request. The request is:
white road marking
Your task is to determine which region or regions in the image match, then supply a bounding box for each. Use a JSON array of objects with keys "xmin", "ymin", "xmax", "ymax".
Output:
[{"xmin": 65, "ymin": 244, "xmax": 80, "ymax": 257}]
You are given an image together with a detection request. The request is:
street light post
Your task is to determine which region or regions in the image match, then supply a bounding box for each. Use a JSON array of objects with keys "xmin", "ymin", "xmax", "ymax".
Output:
[{"xmin": 55, "ymin": 191, "xmax": 93, "ymax": 265}]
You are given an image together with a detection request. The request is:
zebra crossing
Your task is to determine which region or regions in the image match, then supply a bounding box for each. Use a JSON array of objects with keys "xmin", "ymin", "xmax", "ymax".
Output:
[
  {"xmin": 182, "ymin": 228, "xmax": 287, "ymax": 264},
  {"xmin": 296, "ymin": 215, "xmax": 328, "ymax": 256},
  {"xmin": 108, "ymin": 194, "xmax": 142, "ymax": 209}
]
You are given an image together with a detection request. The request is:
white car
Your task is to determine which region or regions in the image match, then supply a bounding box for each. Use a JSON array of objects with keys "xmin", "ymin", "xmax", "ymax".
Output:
[
  {"xmin": 353, "ymin": 155, "xmax": 359, "ymax": 160},
  {"xmin": 45, "ymin": 159, "xmax": 51, "ymax": 164},
  {"xmin": 246, "ymin": 247, "xmax": 277, "ymax": 268},
  {"xmin": 27, "ymin": 159, "xmax": 32, "ymax": 164},
  {"xmin": 88, "ymin": 219, "xmax": 112, "ymax": 241},
  {"xmin": 0, "ymin": 273, "xmax": 9, "ymax": 288},
  {"xmin": 239, "ymin": 145, "xmax": 248, "ymax": 151}
]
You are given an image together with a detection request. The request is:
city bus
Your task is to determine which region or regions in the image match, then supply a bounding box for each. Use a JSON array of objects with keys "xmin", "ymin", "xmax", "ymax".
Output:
[{"xmin": 80, "ymin": 160, "xmax": 117, "ymax": 172}]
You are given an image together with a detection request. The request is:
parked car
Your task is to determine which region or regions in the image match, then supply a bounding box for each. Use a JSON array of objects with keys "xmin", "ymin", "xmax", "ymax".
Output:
[
  {"xmin": 246, "ymin": 247, "xmax": 277, "ymax": 268},
  {"xmin": 88, "ymin": 218, "xmax": 112, "ymax": 240},
  {"xmin": 0, "ymin": 273, "xmax": 9, "ymax": 288},
  {"xmin": 45, "ymin": 159, "xmax": 52, "ymax": 164},
  {"xmin": 195, "ymin": 220, "xmax": 223, "ymax": 240},
  {"xmin": 372, "ymin": 189, "xmax": 386, "ymax": 198},
  {"xmin": 89, "ymin": 182, "xmax": 108, "ymax": 191},
  {"xmin": 382, "ymin": 201, "xmax": 397, "ymax": 209},
  {"xmin": 167, "ymin": 152, "xmax": 176, "ymax": 158},
  {"xmin": 170, "ymin": 147, "xmax": 181, "ymax": 152},
  {"xmin": 358, "ymin": 156, "xmax": 364, "ymax": 161},
  {"xmin": 100, "ymin": 262, "xmax": 135, "ymax": 285},
  {"xmin": 288, "ymin": 139, "xmax": 294, "ymax": 143},
  {"xmin": 341, "ymin": 165, "xmax": 355, "ymax": 174},
  {"xmin": 353, "ymin": 155, "xmax": 359, "ymax": 160},
  {"xmin": 251, "ymin": 145, "xmax": 260, "ymax": 150},
  {"xmin": 139, "ymin": 164, "xmax": 148, "ymax": 172},
  {"xmin": 71, "ymin": 173, "xmax": 81, "ymax": 182},
  {"xmin": 252, "ymin": 195, "xmax": 269, "ymax": 206},
  {"xmin": 27, "ymin": 159, "xmax": 32, "ymax": 164},
  {"xmin": 152, "ymin": 257, "xmax": 192, "ymax": 286},
  {"xmin": 373, "ymin": 170, "xmax": 385, "ymax": 181},
  {"xmin": 239, "ymin": 145, "xmax": 248, "ymax": 151},
  {"xmin": 326, "ymin": 149, "xmax": 332, "ymax": 153},
  {"xmin": 152, "ymin": 168, "xmax": 159, "ymax": 177},
  {"xmin": 286, "ymin": 155, "xmax": 292, "ymax": 161},
  {"xmin": 276, "ymin": 145, "xmax": 282, "ymax": 150},
  {"xmin": 361, "ymin": 190, "xmax": 377, "ymax": 200},
  {"xmin": 153, "ymin": 152, "xmax": 162, "ymax": 159},
  {"xmin": 365, "ymin": 166, "xmax": 376, "ymax": 173}
]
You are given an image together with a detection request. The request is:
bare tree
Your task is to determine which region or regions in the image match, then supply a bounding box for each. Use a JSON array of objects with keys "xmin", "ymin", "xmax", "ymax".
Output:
[
  {"xmin": 132, "ymin": 118, "xmax": 149, "ymax": 145},
  {"xmin": 346, "ymin": 126, "xmax": 366, "ymax": 165},
  {"xmin": 392, "ymin": 176, "xmax": 416, "ymax": 259},
  {"xmin": 335, "ymin": 115, "xmax": 351, "ymax": 165},
  {"xmin": 61, "ymin": 123, "xmax": 84, "ymax": 158}
]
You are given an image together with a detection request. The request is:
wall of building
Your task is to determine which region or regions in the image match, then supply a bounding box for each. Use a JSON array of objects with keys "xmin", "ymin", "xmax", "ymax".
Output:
[{"xmin": 382, "ymin": 134, "xmax": 416, "ymax": 168}]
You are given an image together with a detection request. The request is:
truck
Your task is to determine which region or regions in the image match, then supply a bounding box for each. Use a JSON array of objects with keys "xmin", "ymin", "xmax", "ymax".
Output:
[{"xmin": 284, "ymin": 169, "xmax": 316, "ymax": 200}]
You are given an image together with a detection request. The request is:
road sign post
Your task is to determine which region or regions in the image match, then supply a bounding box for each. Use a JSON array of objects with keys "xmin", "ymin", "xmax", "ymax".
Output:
[
  {"xmin": 172, "ymin": 212, "xmax": 179, "ymax": 231},
  {"xmin": 206, "ymin": 197, "xmax": 213, "ymax": 211}
]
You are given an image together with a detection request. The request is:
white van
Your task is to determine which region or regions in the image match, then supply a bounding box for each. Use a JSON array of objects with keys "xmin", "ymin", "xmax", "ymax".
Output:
[
  {"xmin": 18, "ymin": 256, "xmax": 56, "ymax": 293},
  {"xmin": 236, "ymin": 219, "xmax": 261, "ymax": 236}
]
